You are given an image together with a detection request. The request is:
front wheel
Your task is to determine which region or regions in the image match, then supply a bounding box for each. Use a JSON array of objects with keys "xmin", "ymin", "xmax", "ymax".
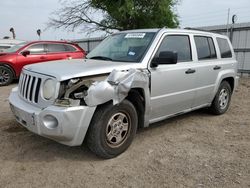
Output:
[
  {"xmin": 0, "ymin": 66, "xmax": 14, "ymax": 86},
  {"xmin": 210, "ymin": 81, "xmax": 232, "ymax": 115},
  {"xmin": 86, "ymin": 99, "xmax": 138, "ymax": 159}
]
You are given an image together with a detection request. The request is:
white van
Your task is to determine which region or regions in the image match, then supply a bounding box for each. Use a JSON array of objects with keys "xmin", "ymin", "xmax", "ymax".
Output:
[{"xmin": 0, "ymin": 39, "xmax": 25, "ymax": 52}]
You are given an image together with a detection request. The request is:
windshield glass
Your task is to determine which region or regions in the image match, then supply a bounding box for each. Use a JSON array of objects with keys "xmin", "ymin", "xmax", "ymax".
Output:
[
  {"xmin": 3, "ymin": 42, "xmax": 28, "ymax": 53},
  {"xmin": 87, "ymin": 32, "xmax": 156, "ymax": 62}
]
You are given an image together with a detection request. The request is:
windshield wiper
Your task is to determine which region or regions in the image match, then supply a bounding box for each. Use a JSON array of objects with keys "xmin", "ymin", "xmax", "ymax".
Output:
[{"xmin": 89, "ymin": 56, "xmax": 113, "ymax": 61}]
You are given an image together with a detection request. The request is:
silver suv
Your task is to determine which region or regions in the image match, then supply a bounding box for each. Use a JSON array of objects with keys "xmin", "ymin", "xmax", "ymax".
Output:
[{"xmin": 9, "ymin": 29, "xmax": 239, "ymax": 158}]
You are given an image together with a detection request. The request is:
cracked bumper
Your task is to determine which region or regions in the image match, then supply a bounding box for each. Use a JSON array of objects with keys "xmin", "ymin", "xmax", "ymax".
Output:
[{"xmin": 9, "ymin": 87, "xmax": 96, "ymax": 146}]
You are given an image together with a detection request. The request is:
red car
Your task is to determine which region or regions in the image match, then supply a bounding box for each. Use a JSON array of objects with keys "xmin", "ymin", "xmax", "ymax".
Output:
[{"xmin": 0, "ymin": 41, "xmax": 85, "ymax": 86}]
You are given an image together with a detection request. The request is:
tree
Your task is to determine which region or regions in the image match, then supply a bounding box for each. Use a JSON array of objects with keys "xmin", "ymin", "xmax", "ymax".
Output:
[{"xmin": 48, "ymin": 0, "xmax": 179, "ymax": 34}]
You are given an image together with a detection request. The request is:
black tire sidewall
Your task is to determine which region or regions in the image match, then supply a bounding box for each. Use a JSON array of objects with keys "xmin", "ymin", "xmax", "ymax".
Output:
[
  {"xmin": 87, "ymin": 100, "xmax": 138, "ymax": 158},
  {"xmin": 211, "ymin": 81, "xmax": 232, "ymax": 115},
  {"xmin": 0, "ymin": 66, "xmax": 14, "ymax": 86}
]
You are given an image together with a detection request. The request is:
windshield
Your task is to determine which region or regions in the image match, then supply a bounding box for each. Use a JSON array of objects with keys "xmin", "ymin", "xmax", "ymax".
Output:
[
  {"xmin": 87, "ymin": 32, "xmax": 156, "ymax": 62},
  {"xmin": 3, "ymin": 42, "xmax": 28, "ymax": 53}
]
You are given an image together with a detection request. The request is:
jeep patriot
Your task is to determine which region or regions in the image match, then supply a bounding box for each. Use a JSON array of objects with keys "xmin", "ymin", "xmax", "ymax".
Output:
[{"xmin": 9, "ymin": 29, "xmax": 239, "ymax": 158}]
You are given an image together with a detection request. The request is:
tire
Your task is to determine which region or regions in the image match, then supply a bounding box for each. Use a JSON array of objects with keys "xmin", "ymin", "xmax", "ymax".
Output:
[
  {"xmin": 0, "ymin": 66, "xmax": 14, "ymax": 86},
  {"xmin": 210, "ymin": 81, "xmax": 232, "ymax": 115},
  {"xmin": 86, "ymin": 99, "xmax": 138, "ymax": 159}
]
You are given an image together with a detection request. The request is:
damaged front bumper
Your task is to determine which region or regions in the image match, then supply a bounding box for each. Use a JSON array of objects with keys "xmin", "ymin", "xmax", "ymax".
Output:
[{"xmin": 9, "ymin": 87, "xmax": 96, "ymax": 146}]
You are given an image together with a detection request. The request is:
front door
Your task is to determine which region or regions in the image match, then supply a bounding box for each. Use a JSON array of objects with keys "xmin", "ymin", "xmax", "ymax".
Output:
[
  {"xmin": 149, "ymin": 34, "xmax": 197, "ymax": 121},
  {"xmin": 17, "ymin": 43, "xmax": 47, "ymax": 66}
]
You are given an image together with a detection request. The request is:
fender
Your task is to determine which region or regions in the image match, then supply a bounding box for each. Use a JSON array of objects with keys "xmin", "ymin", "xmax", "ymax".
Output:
[
  {"xmin": 84, "ymin": 69, "xmax": 151, "ymax": 127},
  {"xmin": 212, "ymin": 68, "xmax": 236, "ymax": 99},
  {"xmin": 130, "ymin": 85, "xmax": 151, "ymax": 128}
]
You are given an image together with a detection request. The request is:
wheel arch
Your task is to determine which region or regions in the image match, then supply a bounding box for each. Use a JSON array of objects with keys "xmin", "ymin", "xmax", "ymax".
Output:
[
  {"xmin": 213, "ymin": 69, "xmax": 236, "ymax": 99},
  {"xmin": 0, "ymin": 63, "xmax": 17, "ymax": 78},
  {"xmin": 221, "ymin": 77, "xmax": 234, "ymax": 92},
  {"xmin": 126, "ymin": 88, "xmax": 145, "ymax": 129}
]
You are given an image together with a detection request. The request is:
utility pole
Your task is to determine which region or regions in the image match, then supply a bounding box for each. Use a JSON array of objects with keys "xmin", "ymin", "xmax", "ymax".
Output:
[
  {"xmin": 226, "ymin": 8, "xmax": 230, "ymax": 37},
  {"xmin": 10, "ymin": 27, "xmax": 16, "ymax": 39},
  {"xmin": 37, "ymin": 29, "xmax": 41, "ymax": 40}
]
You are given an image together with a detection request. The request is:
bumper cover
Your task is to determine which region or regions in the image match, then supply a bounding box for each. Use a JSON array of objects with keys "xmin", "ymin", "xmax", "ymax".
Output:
[{"xmin": 9, "ymin": 87, "xmax": 96, "ymax": 146}]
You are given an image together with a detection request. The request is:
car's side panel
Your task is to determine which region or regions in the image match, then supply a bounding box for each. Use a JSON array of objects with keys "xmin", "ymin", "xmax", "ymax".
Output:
[
  {"xmin": 212, "ymin": 68, "xmax": 237, "ymax": 98},
  {"xmin": 150, "ymin": 62, "xmax": 197, "ymax": 120},
  {"xmin": 148, "ymin": 33, "xmax": 198, "ymax": 121},
  {"xmin": 190, "ymin": 35, "xmax": 222, "ymax": 107}
]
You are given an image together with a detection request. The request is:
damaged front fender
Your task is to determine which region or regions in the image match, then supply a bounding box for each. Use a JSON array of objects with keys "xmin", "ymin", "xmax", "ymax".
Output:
[{"xmin": 84, "ymin": 69, "xmax": 149, "ymax": 107}]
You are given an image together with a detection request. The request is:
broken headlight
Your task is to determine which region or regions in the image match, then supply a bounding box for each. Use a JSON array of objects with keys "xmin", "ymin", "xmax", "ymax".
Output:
[{"xmin": 56, "ymin": 75, "xmax": 107, "ymax": 106}]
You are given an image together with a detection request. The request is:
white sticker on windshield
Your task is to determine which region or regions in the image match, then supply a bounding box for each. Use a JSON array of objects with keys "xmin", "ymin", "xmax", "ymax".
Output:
[
  {"xmin": 128, "ymin": 51, "xmax": 136, "ymax": 56},
  {"xmin": 125, "ymin": 33, "xmax": 146, "ymax": 39}
]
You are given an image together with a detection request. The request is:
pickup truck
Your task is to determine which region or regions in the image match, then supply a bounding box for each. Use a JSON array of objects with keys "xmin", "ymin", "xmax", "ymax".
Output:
[{"xmin": 9, "ymin": 28, "xmax": 239, "ymax": 158}]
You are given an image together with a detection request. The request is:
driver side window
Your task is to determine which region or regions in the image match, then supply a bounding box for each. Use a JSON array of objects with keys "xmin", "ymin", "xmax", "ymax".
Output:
[
  {"xmin": 156, "ymin": 35, "xmax": 192, "ymax": 62},
  {"xmin": 26, "ymin": 44, "xmax": 45, "ymax": 55}
]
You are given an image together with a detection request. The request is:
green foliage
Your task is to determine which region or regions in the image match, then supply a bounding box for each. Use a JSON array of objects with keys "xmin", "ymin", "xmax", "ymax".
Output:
[
  {"xmin": 49, "ymin": 0, "xmax": 179, "ymax": 33},
  {"xmin": 91, "ymin": 0, "xmax": 179, "ymax": 29}
]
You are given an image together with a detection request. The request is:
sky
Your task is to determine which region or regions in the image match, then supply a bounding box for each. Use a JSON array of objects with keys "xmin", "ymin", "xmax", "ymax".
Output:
[{"xmin": 0, "ymin": 0, "xmax": 250, "ymax": 41}]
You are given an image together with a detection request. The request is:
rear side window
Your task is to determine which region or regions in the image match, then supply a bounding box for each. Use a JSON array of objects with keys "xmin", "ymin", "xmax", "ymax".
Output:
[
  {"xmin": 194, "ymin": 36, "xmax": 217, "ymax": 60},
  {"xmin": 27, "ymin": 44, "xmax": 45, "ymax": 54},
  {"xmin": 217, "ymin": 38, "xmax": 232, "ymax": 58},
  {"xmin": 157, "ymin": 35, "xmax": 192, "ymax": 62},
  {"xmin": 47, "ymin": 44, "xmax": 67, "ymax": 53},
  {"xmin": 65, "ymin": 44, "xmax": 77, "ymax": 52}
]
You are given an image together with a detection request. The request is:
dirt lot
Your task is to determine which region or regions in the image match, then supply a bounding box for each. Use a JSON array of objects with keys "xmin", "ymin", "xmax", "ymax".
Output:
[{"xmin": 0, "ymin": 78, "xmax": 249, "ymax": 188}]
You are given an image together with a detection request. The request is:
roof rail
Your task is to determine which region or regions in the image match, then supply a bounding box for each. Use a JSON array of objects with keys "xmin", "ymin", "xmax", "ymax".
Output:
[
  {"xmin": 184, "ymin": 27, "xmax": 209, "ymax": 32},
  {"xmin": 184, "ymin": 27, "xmax": 220, "ymax": 34}
]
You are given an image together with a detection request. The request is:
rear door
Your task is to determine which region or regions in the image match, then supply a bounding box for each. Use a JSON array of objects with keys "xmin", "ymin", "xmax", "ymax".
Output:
[
  {"xmin": 149, "ymin": 34, "xmax": 197, "ymax": 121},
  {"xmin": 191, "ymin": 36, "xmax": 220, "ymax": 107},
  {"xmin": 45, "ymin": 43, "xmax": 69, "ymax": 61}
]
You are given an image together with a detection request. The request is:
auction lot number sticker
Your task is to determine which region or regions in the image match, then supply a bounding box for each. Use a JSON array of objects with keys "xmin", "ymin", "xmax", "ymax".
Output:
[{"xmin": 125, "ymin": 33, "xmax": 146, "ymax": 38}]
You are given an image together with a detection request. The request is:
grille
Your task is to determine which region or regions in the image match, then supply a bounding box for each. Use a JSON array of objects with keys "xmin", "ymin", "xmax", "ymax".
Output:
[{"xmin": 19, "ymin": 73, "xmax": 42, "ymax": 104}]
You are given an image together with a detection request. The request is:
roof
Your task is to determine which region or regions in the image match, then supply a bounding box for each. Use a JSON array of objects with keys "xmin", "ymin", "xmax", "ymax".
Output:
[{"xmin": 25, "ymin": 40, "xmax": 76, "ymax": 45}]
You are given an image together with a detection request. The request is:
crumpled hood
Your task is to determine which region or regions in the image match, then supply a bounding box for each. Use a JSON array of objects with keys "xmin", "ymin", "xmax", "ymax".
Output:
[{"xmin": 24, "ymin": 59, "xmax": 144, "ymax": 81}]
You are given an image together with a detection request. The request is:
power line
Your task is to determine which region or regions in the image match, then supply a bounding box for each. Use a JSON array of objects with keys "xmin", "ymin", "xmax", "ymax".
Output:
[{"xmin": 179, "ymin": 6, "xmax": 250, "ymax": 20}]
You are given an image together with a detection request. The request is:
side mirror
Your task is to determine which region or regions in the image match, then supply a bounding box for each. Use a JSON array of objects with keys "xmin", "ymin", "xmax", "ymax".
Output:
[
  {"xmin": 151, "ymin": 51, "xmax": 178, "ymax": 67},
  {"xmin": 21, "ymin": 50, "xmax": 30, "ymax": 57}
]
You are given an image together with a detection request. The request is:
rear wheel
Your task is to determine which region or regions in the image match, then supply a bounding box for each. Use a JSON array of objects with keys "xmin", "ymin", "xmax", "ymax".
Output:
[
  {"xmin": 210, "ymin": 81, "xmax": 232, "ymax": 115},
  {"xmin": 86, "ymin": 99, "xmax": 138, "ymax": 159},
  {"xmin": 0, "ymin": 66, "xmax": 14, "ymax": 86}
]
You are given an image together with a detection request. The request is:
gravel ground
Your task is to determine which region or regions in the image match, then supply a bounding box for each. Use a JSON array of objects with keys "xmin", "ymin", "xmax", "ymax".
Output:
[{"xmin": 0, "ymin": 78, "xmax": 249, "ymax": 188}]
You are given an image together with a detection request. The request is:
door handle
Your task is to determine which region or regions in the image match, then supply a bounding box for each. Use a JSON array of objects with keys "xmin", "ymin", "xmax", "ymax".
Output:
[
  {"xmin": 67, "ymin": 55, "xmax": 72, "ymax": 59},
  {"xmin": 213, "ymin": 65, "xmax": 221, "ymax": 70},
  {"xmin": 185, "ymin": 69, "xmax": 196, "ymax": 74},
  {"xmin": 40, "ymin": 56, "xmax": 46, "ymax": 60}
]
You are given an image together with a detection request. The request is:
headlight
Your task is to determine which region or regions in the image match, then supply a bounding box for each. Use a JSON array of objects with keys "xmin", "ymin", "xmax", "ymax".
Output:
[{"xmin": 43, "ymin": 79, "xmax": 56, "ymax": 100}]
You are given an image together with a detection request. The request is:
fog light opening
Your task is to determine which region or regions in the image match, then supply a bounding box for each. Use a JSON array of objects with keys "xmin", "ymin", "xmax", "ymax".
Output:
[{"xmin": 43, "ymin": 115, "xmax": 59, "ymax": 129}]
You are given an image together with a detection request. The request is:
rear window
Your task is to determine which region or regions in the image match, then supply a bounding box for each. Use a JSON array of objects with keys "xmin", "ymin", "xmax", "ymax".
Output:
[
  {"xmin": 217, "ymin": 38, "xmax": 232, "ymax": 58},
  {"xmin": 65, "ymin": 44, "xmax": 77, "ymax": 52},
  {"xmin": 194, "ymin": 36, "xmax": 217, "ymax": 60},
  {"xmin": 47, "ymin": 44, "xmax": 67, "ymax": 53}
]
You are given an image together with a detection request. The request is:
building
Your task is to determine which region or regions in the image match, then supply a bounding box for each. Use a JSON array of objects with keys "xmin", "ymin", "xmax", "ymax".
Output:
[
  {"xmin": 73, "ymin": 37, "xmax": 105, "ymax": 54},
  {"xmin": 198, "ymin": 22, "xmax": 250, "ymax": 73}
]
